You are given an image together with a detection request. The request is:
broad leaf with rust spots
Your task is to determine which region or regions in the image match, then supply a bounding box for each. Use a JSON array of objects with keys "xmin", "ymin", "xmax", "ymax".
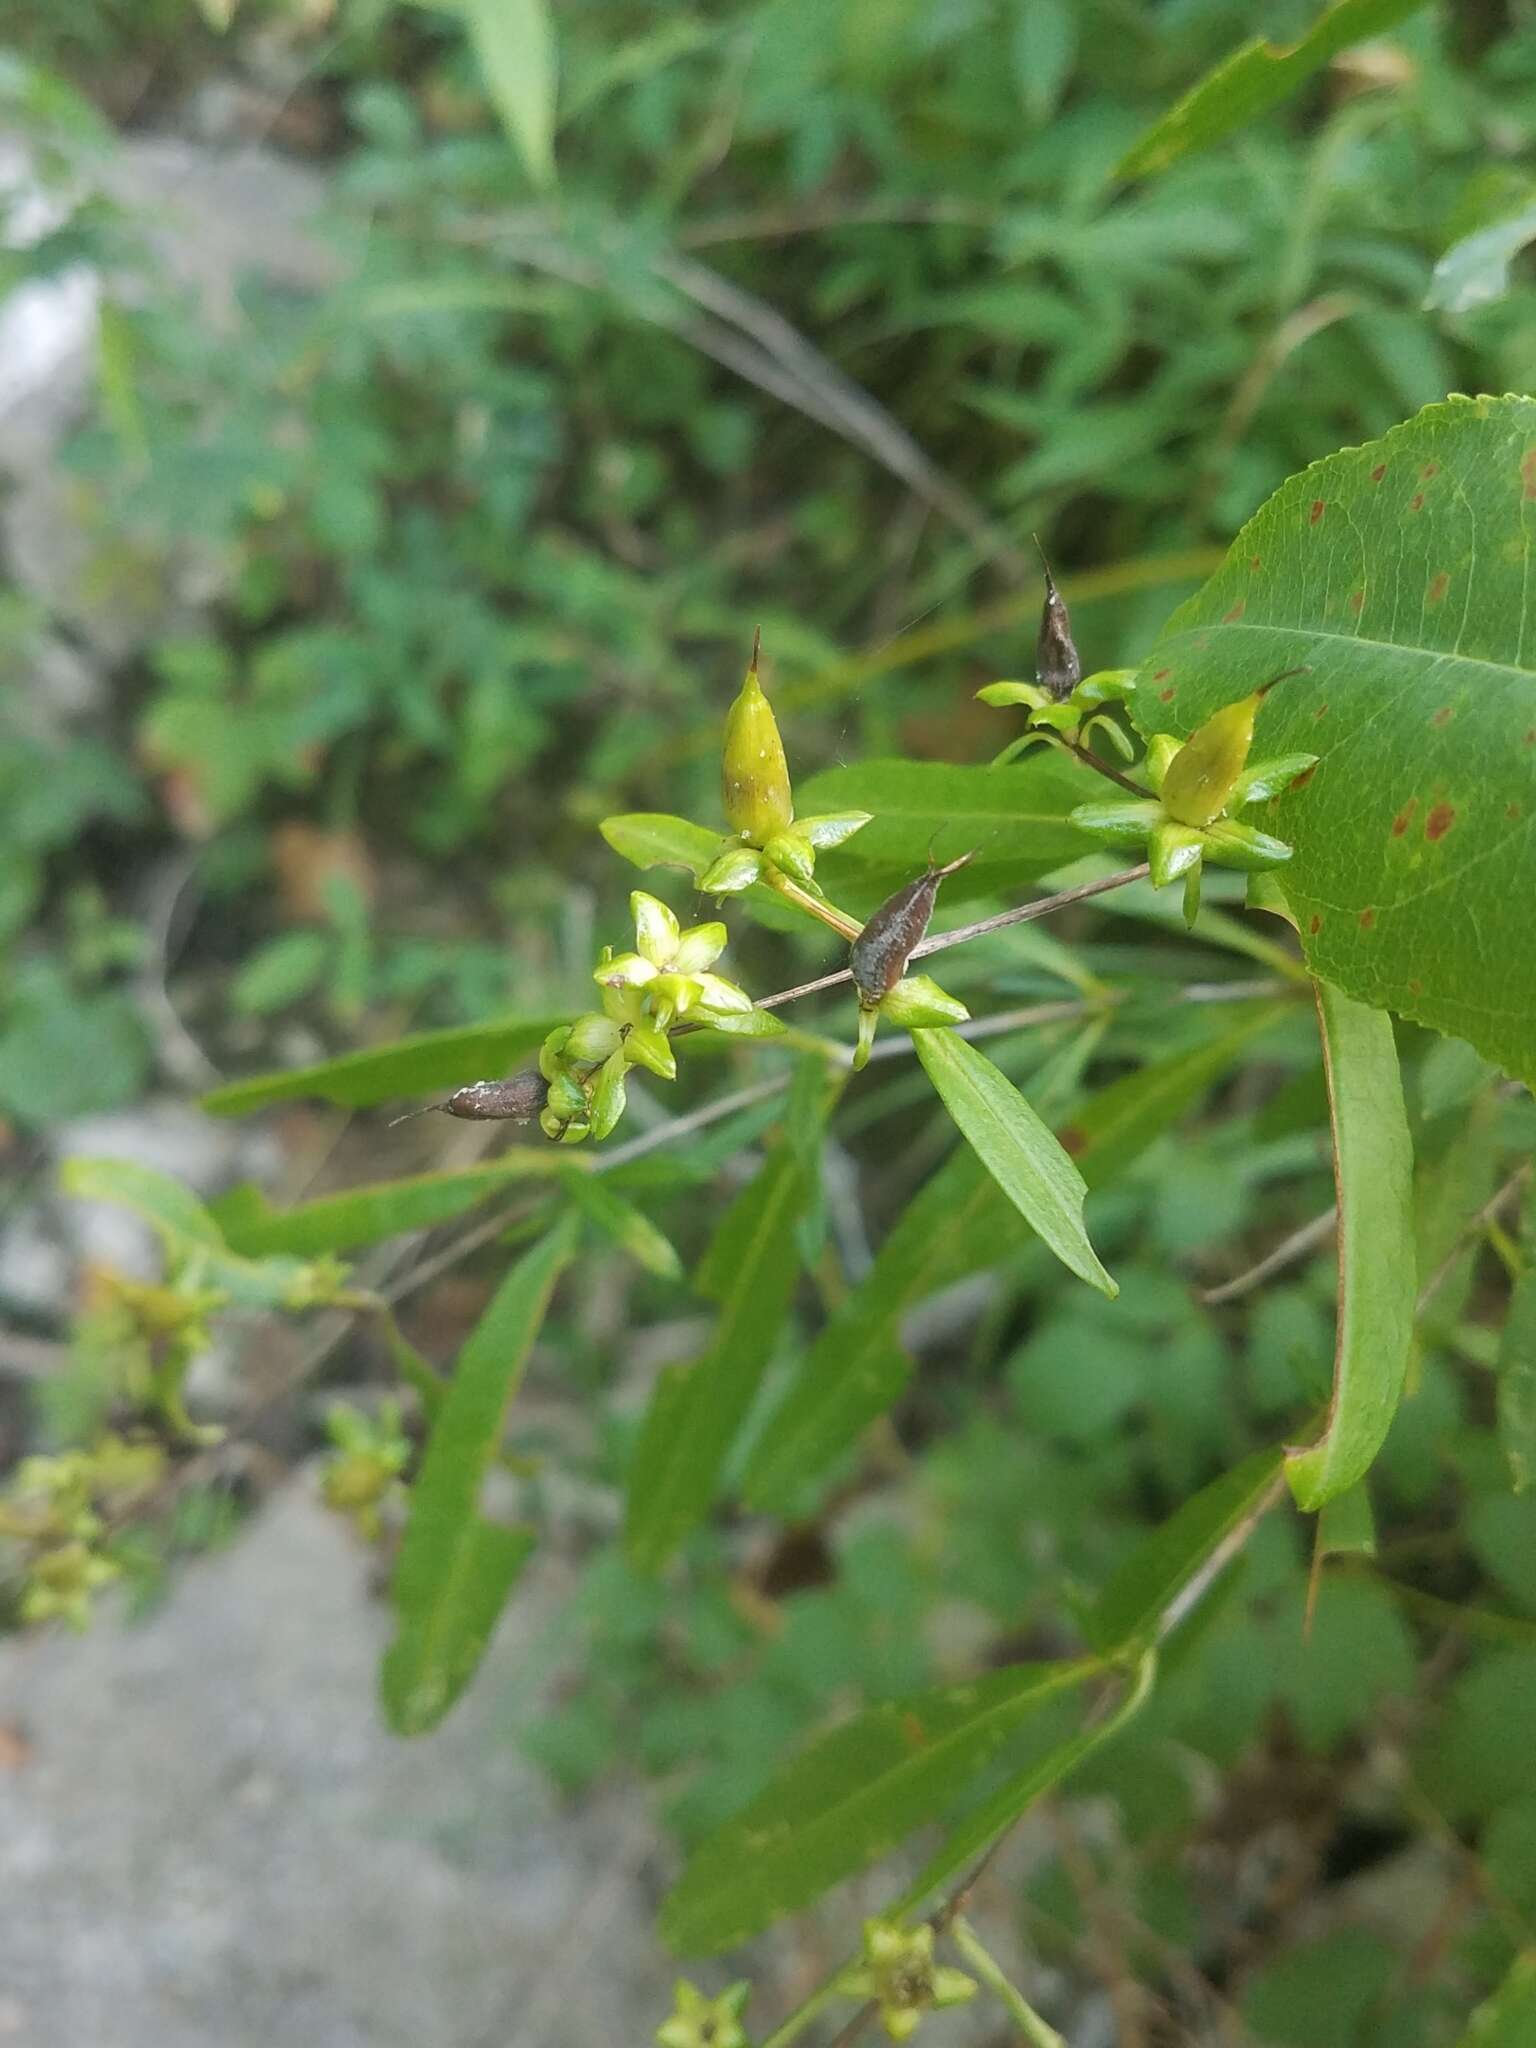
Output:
[{"xmin": 1134, "ymin": 394, "xmax": 1536, "ymax": 1085}]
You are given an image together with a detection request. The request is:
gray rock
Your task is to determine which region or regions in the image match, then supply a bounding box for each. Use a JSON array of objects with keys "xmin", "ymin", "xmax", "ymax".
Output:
[{"xmin": 0, "ymin": 1484, "xmax": 674, "ymax": 2048}]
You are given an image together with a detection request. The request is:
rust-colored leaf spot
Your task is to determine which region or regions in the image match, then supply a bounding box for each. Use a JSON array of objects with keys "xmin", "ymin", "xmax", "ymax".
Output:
[
  {"xmin": 1507, "ymin": 801, "xmax": 1522, "ymax": 821},
  {"xmin": 1420, "ymin": 462, "xmax": 1440, "ymax": 480},
  {"xmin": 1348, "ymin": 589, "xmax": 1364, "ymax": 615},
  {"xmin": 1369, "ymin": 463, "xmax": 1387, "ymax": 483},
  {"xmin": 1152, "ymin": 667, "xmax": 1171, "ymax": 682},
  {"xmin": 1431, "ymin": 705, "xmax": 1455, "ymax": 727},
  {"xmin": 900, "ymin": 1712, "xmax": 929, "ymax": 1750},
  {"xmin": 1249, "ymin": 553, "xmax": 1262, "ymax": 570},
  {"xmin": 1313, "ymin": 702, "xmax": 1330, "ymax": 720},
  {"xmin": 1426, "ymin": 571, "xmax": 1450, "ymax": 604},
  {"xmin": 1392, "ymin": 799, "xmax": 1418, "ymax": 837},
  {"xmin": 1291, "ymin": 763, "xmax": 1318, "ymax": 791},
  {"xmin": 1358, "ymin": 908, "xmax": 1375, "ymax": 930},
  {"xmin": 1309, "ymin": 499, "xmax": 1326, "ymax": 525},
  {"xmin": 1410, "ymin": 492, "xmax": 1425, "ymax": 512},
  {"xmin": 1524, "ymin": 729, "xmax": 1536, "ymax": 747},
  {"xmin": 1159, "ymin": 687, "xmax": 1175, "ymax": 703},
  {"xmin": 1222, "ymin": 598, "xmax": 1246, "ymax": 623},
  {"xmin": 1059, "ymin": 1124, "xmax": 1087, "ymax": 1156},
  {"xmin": 1425, "ymin": 802, "xmax": 1456, "ymax": 841},
  {"xmin": 1409, "ymin": 977, "xmax": 1423, "ymax": 995},
  {"xmin": 1309, "ymin": 914, "xmax": 1323, "ymax": 935},
  {"xmin": 1521, "ymin": 447, "xmax": 1536, "ymax": 500}
]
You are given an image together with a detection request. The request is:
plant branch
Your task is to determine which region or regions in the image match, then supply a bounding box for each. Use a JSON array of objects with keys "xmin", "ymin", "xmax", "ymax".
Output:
[
  {"xmin": 1053, "ymin": 732, "xmax": 1154, "ymax": 800},
  {"xmin": 1415, "ymin": 1161, "xmax": 1532, "ymax": 1316},
  {"xmin": 951, "ymin": 1917, "xmax": 1065, "ymax": 2048},
  {"xmin": 1200, "ymin": 1205, "xmax": 1338, "ymax": 1305}
]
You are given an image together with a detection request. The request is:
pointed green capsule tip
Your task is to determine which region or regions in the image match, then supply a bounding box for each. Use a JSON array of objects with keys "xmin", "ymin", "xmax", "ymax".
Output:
[
  {"xmin": 721, "ymin": 634, "xmax": 794, "ymax": 845},
  {"xmin": 1160, "ymin": 692, "xmax": 1262, "ymax": 828}
]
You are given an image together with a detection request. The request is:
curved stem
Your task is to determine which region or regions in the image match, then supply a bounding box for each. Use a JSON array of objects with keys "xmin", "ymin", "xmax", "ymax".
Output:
[{"xmin": 950, "ymin": 1918, "xmax": 1064, "ymax": 2048}]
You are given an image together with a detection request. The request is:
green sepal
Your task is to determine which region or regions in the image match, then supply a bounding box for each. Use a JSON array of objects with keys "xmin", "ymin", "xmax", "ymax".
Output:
[
  {"xmin": 1148, "ymin": 820, "xmax": 1205, "ymax": 888},
  {"xmin": 699, "ymin": 846, "xmax": 764, "ymax": 895},
  {"xmin": 1229, "ymin": 752, "xmax": 1318, "ymax": 807},
  {"xmin": 563, "ymin": 1012, "xmax": 622, "ymax": 1064},
  {"xmin": 1144, "ymin": 733, "xmax": 1181, "ymax": 793},
  {"xmin": 545, "ymin": 1069, "xmax": 589, "ymax": 1119},
  {"xmin": 538, "ymin": 1024, "xmax": 572, "ymax": 1080},
  {"xmin": 976, "ymin": 679, "xmax": 1048, "ymax": 709},
  {"xmin": 764, "ymin": 829, "xmax": 816, "ymax": 884},
  {"xmin": 880, "ymin": 973, "xmax": 970, "ymax": 1028},
  {"xmin": 796, "ymin": 811, "xmax": 872, "ymax": 849},
  {"xmin": 1080, "ymin": 711, "xmax": 1136, "ymax": 760},
  {"xmin": 1203, "ymin": 818, "xmax": 1294, "ymax": 870},
  {"xmin": 853, "ymin": 1004, "xmax": 880, "ymax": 1072},
  {"xmin": 624, "ymin": 1022, "xmax": 677, "ymax": 1080},
  {"xmin": 589, "ymin": 1048, "xmax": 628, "ymax": 1141},
  {"xmin": 1067, "ymin": 797, "xmax": 1162, "ymax": 845}
]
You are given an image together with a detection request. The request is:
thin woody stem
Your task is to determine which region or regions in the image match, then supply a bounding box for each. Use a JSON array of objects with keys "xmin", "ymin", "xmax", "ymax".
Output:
[
  {"xmin": 1053, "ymin": 731, "xmax": 1155, "ymax": 800},
  {"xmin": 754, "ymin": 864, "xmax": 1151, "ymax": 1014}
]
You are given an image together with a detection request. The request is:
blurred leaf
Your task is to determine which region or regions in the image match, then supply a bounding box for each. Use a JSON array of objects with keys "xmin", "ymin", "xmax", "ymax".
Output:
[
  {"xmin": 560, "ymin": 1166, "xmax": 683, "ymax": 1281},
  {"xmin": 1458, "ymin": 1952, "xmax": 1536, "ymax": 2047},
  {"xmin": 1498, "ymin": 1178, "xmax": 1536, "ymax": 1493},
  {"xmin": 60, "ymin": 1156, "xmax": 224, "ymax": 1253},
  {"xmin": 231, "ymin": 931, "xmax": 331, "ymax": 1017},
  {"xmin": 1426, "ymin": 203, "xmax": 1536, "ymax": 315},
  {"xmin": 1116, "ymin": 0, "xmax": 1428, "ymax": 182},
  {"xmin": 625, "ymin": 1145, "xmax": 809, "ymax": 1573},
  {"xmin": 1240, "ymin": 1927, "xmax": 1397, "ymax": 2048},
  {"xmin": 381, "ymin": 1215, "xmax": 577, "ymax": 1735},
  {"xmin": 1087, "ymin": 1446, "xmax": 1284, "ymax": 1654},
  {"xmin": 660, "ymin": 1656, "xmax": 1098, "ymax": 1954},
  {"xmin": 1285, "ymin": 984, "xmax": 1414, "ymax": 1510},
  {"xmin": 912, "ymin": 1027, "xmax": 1116, "ymax": 1298},
  {"xmin": 1009, "ymin": 0, "xmax": 1077, "ymax": 126},
  {"xmin": 1136, "ymin": 396, "xmax": 1536, "ymax": 1086},
  {"xmin": 461, "ymin": 0, "xmax": 557, "ymax": 190},
  {"xmin": 202, "ymin": 1016, "xmax": 565, "ymax": 1115},
  {"xmin": 1315, "ymin": 1479, "xmax": 1376, "ymax": 1558},
  {"xmin": 213, "ymin": 1154, "xmax": 565, "ymax": 1257}
]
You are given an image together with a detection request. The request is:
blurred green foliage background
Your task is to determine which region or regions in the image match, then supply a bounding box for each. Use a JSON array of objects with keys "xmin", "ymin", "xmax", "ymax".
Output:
[{"xmin": 5, "ymin": 2, "xmax": 1536, "ymax": 2042}]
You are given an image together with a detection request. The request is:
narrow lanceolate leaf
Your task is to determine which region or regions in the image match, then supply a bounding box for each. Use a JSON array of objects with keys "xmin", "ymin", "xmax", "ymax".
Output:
[
  {"xmin": 213, "ymin": 1154, "xmax": 565, "ymax": 1258},
  {"xmin": 891, "ymin": 1652, "xmax": 1156, "ymax": 1919},
  {"xmin": 60, "ymin": 1155, "xmax": 224, "ymax": 1252},
  {"xmin": 461, "ymin": 0, "xmax": 557, "ymax": 189},
  {"xmin": 559, "ymin": 1167, "xmax": 683, "ymax": 1282},
  {"xmin": 797, "ymin": 757, "xmax": 1097, "ymax": 903},
  {"xmin": 1115, "ymin": 0, "xmax": 1429, "ymax": 181},
  {"xmin": 912, "ymin": 1027, "xmax": 1115, "ymax": 1297},
  {"xmin": 1285, "ymin": 984, "xmax": 1415, "ymax": 1511},
  {"xmin": 381, "ymin": 1216, "xmax": 577, "ymax": 1735},
  {"xmin": 1087, "ymin": 1447, "xmax": 1285, "ymax": 1655},
  {"xmin": 202, "ymin": 1015, "xmax": 564, "ymax": 1115},
  {"xmin": 1425, "ymin": 201, "xmax": 1536, "ymax": 316},
  {"xmin": 745, "ymin": 1006, "xmax": 1289, "ymax": 1510},
  {"xmin": 1497, "ymin": 1180, "xmax": 1536, "ymax": 1493},
  {"xmin": 600, "ymin": 813, "xmax": 786, "ymax": 922},
  {"xmin": 659, "ymin": 1658, "xmax": 1098, "ymax": 1955},
  {"xmin": 1134, "ymin": 395, "xmax": 1536, "ymax": 1087},
  {"xmin": 625, "ymin": 1148, "xmax": 808, "ymax": 1573}
]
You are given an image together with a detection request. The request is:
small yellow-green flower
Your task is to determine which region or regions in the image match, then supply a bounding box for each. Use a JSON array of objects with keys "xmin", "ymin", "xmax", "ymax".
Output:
[
  {"xmin": 654, "ymin": 1977, "xmax": 751, "ymax": 2048},
  {"xmin": 1069, "ymin": 689, "xmax": 1316, "ymax": 924},
  {"xmin": 842, "ymin": 1921, "xmax": 977, "ymax": 2042},
  {"xmin": 320, "ymin": 1400, "xmax": 410, "ymax": 1543},
  {"xmin": 595, "ymin": 892, "xmax": 753, "ymax": 1032}
]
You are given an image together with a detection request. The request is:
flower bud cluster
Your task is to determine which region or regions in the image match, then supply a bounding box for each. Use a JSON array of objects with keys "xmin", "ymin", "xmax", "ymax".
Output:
[{"xmin": 0, "ymin": 1435, "xmax": 164, "ymax": 1628}]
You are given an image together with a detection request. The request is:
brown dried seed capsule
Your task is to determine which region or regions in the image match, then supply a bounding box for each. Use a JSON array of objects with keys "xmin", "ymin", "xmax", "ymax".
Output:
[
  {"xmin": 1034, "ymin": 539, "xmax": 1081, "ymax": 702},
  {"xmin": 389, "ymin": 1071, "xmax": 548, "ymax": 1127},
  {"xmin": 849, "ymin": 853, "xmax": 973, "ymax": 1007}
]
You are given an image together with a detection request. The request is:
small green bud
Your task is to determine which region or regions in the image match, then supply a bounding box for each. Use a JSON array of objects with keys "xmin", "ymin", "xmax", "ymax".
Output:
[
  {"xmin": 632, "ymin": 890, "xmax": 682, "ymax": 967},
  {"xmin": 546, "ymin": 1070, "xmax": 589, "ymax": 1120},
  {"xmin": 842, "ymin": 1920, "xmax": 977, "ymax": 2042},
  {"xmin": 539, "ymin": 1024, "xmax": 573, "ymax": 1081},
  {"xmin": 721, "ymin": 632, "xmax": 794, "ymax": 845}
]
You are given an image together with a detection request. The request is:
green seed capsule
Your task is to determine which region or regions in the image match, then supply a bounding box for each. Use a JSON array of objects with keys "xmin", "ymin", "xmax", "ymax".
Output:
[
  {"xmin": 1160, "ymin": 692, "xmax": 1262, "ymax": 828},
  {"xmin": 721, "ymin": 630, "xmax": 794, "ymax": 845}
]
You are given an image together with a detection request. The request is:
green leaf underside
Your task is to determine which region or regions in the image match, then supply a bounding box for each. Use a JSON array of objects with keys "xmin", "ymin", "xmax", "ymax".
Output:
[
  {"xmin": 625, "ymin": 1146, "xmax": 809, "ymax": 1572},
  {"xmin": 202, "ymin": 1015, "xmax": 565, "ymax": 1115},
  {"xmin": 1134, "ymin": 395, "xmax": 1536, "ymax": 1085},
  {"xmin": 744, "ymin": 1004, "xmax": 1287, "ymax": 1509},
  {"xmin": 1087, "ymin": 1446, "xmax": 1285, "ymax": 1653},
  {"xmin": 797, "ymin": 756, "xmax": 1098, "ymax": 898},
  {"xmin": 381, "ymin": 1216, "xmax": 577, "ymax": 1735},
  {"xmin": 1285, "ymin": 984, "xmax": 1415, "ymax": 1510},
  {"xmin": 213, "ymin": 1154, "xmax": 566, "ymax": 1257},
  {"xmin": 461, "ymin": 0, "xmax": 557, "ymax": 190},
  {"xmin": 911, "ymin": 1028, "xmax": 1116, "ymax": 1297},
  {"xmin": 1115, "ymin": 0, "xmax": 1430, "ymax": 181},
  {"xmin": 659, "ymin": 1657, "xmax": 1097, "ymax": 1955}
]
